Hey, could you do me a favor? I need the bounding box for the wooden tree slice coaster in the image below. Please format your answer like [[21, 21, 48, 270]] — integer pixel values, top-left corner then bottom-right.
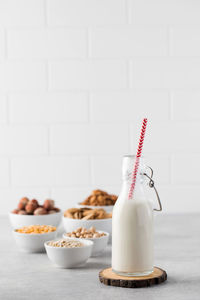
[[99, 267, 167, 288]]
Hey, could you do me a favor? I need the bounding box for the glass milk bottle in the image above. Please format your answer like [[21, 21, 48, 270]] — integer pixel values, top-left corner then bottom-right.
[[112, 155, 162, 276]]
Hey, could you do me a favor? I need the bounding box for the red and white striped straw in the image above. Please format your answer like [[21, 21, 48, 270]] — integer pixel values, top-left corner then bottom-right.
[[128, 118, 148, 200]]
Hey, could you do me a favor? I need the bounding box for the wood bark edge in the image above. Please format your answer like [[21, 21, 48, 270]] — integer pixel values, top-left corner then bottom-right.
[[99, 267, 167, 288]]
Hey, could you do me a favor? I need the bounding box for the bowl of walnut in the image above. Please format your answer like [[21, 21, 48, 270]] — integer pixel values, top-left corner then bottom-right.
[[63, 207, 112, 238], [9, 197, 62, 228], [77, 189, 117, 213]]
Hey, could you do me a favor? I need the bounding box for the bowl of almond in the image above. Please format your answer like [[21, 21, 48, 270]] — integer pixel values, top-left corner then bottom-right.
[[63, 207, 112, 238], [77, 189, 117, 213], [63, 226, 109, 256]]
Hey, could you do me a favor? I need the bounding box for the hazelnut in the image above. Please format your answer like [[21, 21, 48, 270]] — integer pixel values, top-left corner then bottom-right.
[[25, 203, 34, 214], [48, 210, 57, 214], [25, 203, 36, 214], [30, 199, 39, 208], [53, 207, 60, 212], [43, 199, 55, 210], [25, 199, 39, 214], [12, 209, 19, 214], [18, 202, 26, 210], [18, 210, 27, 215], [34, 207, 47, 215], [18, 197, 29, 210]]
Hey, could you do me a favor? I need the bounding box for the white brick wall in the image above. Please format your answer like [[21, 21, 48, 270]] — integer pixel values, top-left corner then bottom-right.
[[131, 59, 200, 89], [129, 0, 200, 25], [1, 0, 200, 214], [0, 62, 46, 91], [0, 126, 48, 155], [50, 124, 129, 154], [48, 61, 128, 90], [7, 29, 87, 59], [90, 91, 170, 121], [11, 157, 90, 186], [0, 0, 44, 26], [9, 93, 88, 123], [89, 27, 168, 57], [47, 0, 127, 26]]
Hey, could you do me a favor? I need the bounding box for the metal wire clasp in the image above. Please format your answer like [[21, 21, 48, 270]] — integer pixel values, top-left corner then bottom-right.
[[143, 166, 162, 212]]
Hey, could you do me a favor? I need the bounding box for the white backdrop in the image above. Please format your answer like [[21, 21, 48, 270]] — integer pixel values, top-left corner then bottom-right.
[[0, 0, 200, 214]]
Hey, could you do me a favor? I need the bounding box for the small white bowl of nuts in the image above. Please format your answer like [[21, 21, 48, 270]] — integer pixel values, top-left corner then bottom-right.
[[63, 207, 112, 238], [45, 238, 93, 268], [13, 225, 57, 253], [9, 197, 62, 228], [77, 189, 117, 213], [63, 227, 109, 257]]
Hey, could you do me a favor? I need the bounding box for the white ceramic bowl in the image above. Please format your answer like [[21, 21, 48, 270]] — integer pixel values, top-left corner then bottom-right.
[[76, 203, 114, 213], [62, 216, 112, 237], [13, 229, 57, 253], [63, 231, 109, 257], [9, 211, 62, 228], [45, 238, 93, 268]]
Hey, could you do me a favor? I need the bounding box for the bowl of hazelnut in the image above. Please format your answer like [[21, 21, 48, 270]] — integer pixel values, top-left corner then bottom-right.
[[63, 226, 109, 257], [9, 197, 62, 228], [77, 189, 117, 213]]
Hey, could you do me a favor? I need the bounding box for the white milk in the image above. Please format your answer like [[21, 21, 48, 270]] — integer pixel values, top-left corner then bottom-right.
[[112, 155, 154, 276]]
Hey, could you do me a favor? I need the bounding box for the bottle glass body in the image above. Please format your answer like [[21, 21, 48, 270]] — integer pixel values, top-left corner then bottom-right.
[[112, 155, 154, 276]]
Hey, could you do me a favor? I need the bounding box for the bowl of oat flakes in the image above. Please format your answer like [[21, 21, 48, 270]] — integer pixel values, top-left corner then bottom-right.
[[45, 238, 93, 268]]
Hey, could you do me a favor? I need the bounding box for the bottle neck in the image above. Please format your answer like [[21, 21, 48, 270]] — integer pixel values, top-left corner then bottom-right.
[[120, 155, 146, 201], [121, 175, 146, 201]]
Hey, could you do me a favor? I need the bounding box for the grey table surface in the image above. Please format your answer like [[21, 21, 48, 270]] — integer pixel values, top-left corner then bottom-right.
[[1, 214, 200, 300]]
